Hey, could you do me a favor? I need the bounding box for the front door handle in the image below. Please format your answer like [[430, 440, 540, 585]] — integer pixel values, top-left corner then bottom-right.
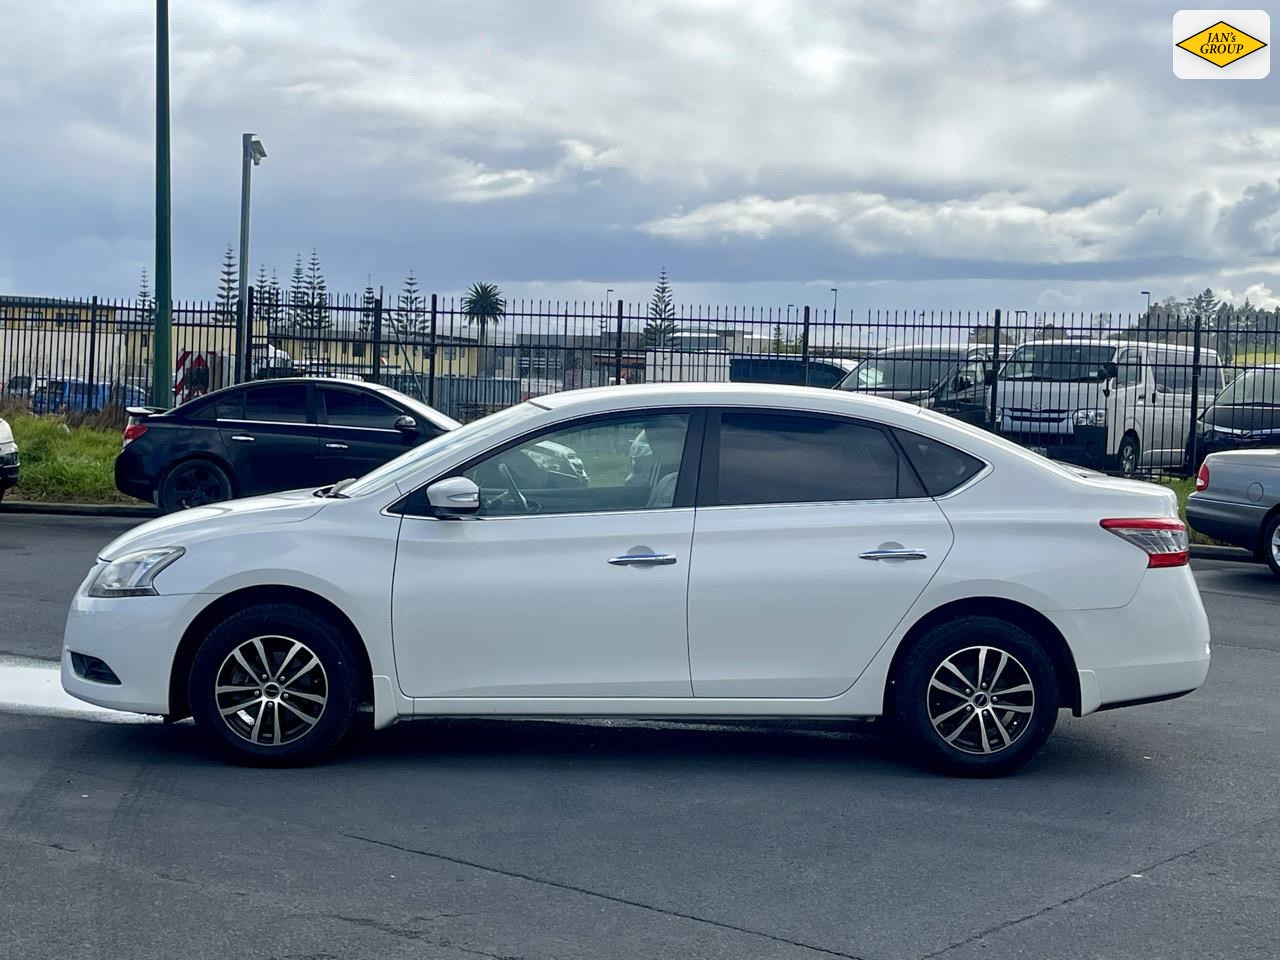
[[325, 442, 349, 450], [230, 434, 255, 442], [608, 553, 678, 566], [859, 548, 929, 561]]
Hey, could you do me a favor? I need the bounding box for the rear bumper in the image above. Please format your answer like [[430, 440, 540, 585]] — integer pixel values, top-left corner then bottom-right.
[[114, 449, 155, 502], [1186, 496, 1266, 553], [1047, 564, 1211, 715]]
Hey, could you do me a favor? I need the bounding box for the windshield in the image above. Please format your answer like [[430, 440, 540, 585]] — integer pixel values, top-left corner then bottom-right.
[[342, 401, 544, 496], [1001, 344, 1114, 382], [838, 351, 965, 392], [1215, 368, 1280, 406]]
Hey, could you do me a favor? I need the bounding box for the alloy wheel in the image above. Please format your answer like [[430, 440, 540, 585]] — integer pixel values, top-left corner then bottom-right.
[[214, 635, 329, 747], [927, 645, 1035, 755], [1271, 525, 1280, 566], [173, 464, 225, 507]]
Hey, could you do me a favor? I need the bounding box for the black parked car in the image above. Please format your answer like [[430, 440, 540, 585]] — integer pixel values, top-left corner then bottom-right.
[[1189, 365, 1280, 466], [116, 378, 460, 511]]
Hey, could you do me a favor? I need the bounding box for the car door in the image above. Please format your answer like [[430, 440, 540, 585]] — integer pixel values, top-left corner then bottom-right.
[[1148, 356, 1189, 467], [216, 381, 321, 495], [391, 409, 701, 699], [686, 409, 954, 698], [315, 384, 431, 482]]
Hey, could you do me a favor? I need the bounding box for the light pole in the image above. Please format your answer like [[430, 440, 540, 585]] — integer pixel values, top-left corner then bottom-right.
[[152, 0, 172, 406], [830, 287, 838, 320], [1140, 290, 1151, 316], [237, 134, 267, 383]]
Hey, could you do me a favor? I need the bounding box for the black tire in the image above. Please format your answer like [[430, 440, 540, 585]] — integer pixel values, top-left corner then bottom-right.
[[187, 603, 360, 766], [158, 459, 233, 512], [1262, 514, 1280, 579], [1117, 434, 1140, 477], [893, 616, 1059, 777]]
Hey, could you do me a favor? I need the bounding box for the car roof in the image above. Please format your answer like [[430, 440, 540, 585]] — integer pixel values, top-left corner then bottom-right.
[[1019, 339, 1218, 357], [530, 381, 926, 418]]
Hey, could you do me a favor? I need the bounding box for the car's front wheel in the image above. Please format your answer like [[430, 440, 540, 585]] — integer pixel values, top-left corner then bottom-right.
[[187, 603, 360, 765], [894, 616, 1059, 777]]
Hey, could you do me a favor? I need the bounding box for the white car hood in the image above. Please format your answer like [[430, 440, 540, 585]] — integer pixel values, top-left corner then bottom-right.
[[0, 417, 13, 446], [100, 488, 328, 560]]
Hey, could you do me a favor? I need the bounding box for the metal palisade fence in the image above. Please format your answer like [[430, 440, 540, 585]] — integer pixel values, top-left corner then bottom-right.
[[2, 292, 1278, 476]]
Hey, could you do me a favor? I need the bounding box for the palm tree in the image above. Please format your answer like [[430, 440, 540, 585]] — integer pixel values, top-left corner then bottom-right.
[[462, 282, 506, 374]]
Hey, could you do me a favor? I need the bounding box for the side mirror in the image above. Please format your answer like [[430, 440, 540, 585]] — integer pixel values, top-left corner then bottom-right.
[[983, 369, 996, 386], [1101, 361, 1119, 381], [425, 476, 480, 515], [954, 374, 974, 393], [394, 414, 418, 432]]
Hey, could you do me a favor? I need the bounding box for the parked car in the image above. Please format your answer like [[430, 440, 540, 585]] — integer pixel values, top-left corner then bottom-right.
[[729, 355, 858, 388], [1188, 365, 1280, 466], [1186, 450, 1280, 576], [5, 374, 46, 398], [0, 415, 18, 500], [995, 339, 1223, 475], [67, 383, 1208, 775], [115, 378, 461, 512], [31, 379, 148, 415], [836, 344, 993, 425]]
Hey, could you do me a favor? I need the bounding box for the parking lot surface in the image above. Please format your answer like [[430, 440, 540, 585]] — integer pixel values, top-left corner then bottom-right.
[[1, 515, 1277, 959]]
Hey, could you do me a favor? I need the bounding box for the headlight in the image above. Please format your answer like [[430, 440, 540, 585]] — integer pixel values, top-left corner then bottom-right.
[[1073, 408, 1107, 427], [0, 440, 15, 455], [87, 547, 185, 598]]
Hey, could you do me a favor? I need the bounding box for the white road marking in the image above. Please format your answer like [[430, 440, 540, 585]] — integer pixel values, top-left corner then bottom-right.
[[0, 656, 160, 724]]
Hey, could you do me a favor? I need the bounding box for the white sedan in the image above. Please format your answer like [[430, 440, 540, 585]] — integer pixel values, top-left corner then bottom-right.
[[62, 383, 1210, 776]]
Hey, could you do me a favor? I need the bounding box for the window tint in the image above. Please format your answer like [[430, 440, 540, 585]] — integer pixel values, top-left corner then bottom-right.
[[1153, 362, 1193, 393], [321, 387, 400, 429], [892, 429, 985, 496], [1118, 350, 1143, 388], [713, 412, 918, 505], [242, 383, 308, 423], [462, 413, 690, 517]]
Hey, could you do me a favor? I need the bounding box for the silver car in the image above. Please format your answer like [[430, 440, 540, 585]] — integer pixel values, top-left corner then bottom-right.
[[1187, 449, 1280, 577]]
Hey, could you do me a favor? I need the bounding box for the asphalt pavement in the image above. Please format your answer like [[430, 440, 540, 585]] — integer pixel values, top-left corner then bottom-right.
[[1, 515, 1277, 959]]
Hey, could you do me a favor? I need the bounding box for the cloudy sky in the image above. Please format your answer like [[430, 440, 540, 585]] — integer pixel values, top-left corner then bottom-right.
[[2, 0, 1278, 316]]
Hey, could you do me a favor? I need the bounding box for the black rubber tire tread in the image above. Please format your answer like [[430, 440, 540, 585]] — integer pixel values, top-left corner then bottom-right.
[[894, 615, 1059, 778], [188, 602, 360, 766]]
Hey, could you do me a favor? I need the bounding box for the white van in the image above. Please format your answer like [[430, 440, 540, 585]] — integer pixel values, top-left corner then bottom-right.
[[996, 339, 1223, 474]]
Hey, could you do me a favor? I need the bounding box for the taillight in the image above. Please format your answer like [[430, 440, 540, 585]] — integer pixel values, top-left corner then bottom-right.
[[1195, 462, 1210, 492], [1100, 518, 1190, 568], [122, 422, 149, 448]]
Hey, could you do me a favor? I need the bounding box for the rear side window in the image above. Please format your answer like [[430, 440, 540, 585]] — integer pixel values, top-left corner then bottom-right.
[[712, 411, 923, 505], [893, 429, 985, 496], [320, 387, 401, 429], [242, 383, 309, 423]]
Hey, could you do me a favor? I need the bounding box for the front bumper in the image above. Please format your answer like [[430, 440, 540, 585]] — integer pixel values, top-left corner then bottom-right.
[[1000, 423, 1110, 468], [1047, 564, 1211, 715], [61, 587, 211, 715]]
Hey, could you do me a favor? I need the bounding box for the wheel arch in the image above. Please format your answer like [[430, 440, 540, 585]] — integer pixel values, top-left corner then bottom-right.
[[159, 452, 239, 500], [168, 585, 373, 720], [887, 597, 1081, 715]]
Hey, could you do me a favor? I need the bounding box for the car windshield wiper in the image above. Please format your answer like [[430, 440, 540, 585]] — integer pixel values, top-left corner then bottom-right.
[[315, 477, 357, 499]]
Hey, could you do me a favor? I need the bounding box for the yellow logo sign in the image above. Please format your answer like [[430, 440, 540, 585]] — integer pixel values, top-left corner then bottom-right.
[[1176, 20, 1267, 67]]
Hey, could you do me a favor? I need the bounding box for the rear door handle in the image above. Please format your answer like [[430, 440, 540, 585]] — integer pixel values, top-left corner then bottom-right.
[[325, 442, 349, 450], [608, 553, 678, 566], [859, 548, 928, 561], [230, 434, 255, 442]]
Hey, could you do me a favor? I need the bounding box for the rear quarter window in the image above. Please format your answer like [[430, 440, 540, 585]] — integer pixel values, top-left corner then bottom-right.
[[893, 428, 986, 496]]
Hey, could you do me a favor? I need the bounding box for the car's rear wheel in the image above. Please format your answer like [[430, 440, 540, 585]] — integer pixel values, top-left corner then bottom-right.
[[1261, 514, 1280, 579], [159, 459, 233, 512], [894, 616, 1059, 777], [187, 603, 359, 765]]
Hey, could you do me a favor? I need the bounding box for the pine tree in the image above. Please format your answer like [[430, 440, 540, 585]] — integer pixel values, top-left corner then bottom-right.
[[216, 244, 238, 321], [253, 264, 282, 328], [303, 249, 330, 332], [287, 254, 307, 330], [137, 268, 153, 307], [398, 271, 424, 335], [644, 268, 677, 347], [360, 277, 377, 334], [771, 324, 789, 355]]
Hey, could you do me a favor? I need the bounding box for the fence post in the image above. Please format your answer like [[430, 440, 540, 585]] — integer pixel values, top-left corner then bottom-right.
[[614, 299, 624, 385], [372, 296, 383, 385], [243, 286, 255, 383], [1188, 314, 1202, 473], [987, 308, 1002, 431], [801, 305, 811, 385], [428, 293, 438, 406], [86, 296, 99, 397]]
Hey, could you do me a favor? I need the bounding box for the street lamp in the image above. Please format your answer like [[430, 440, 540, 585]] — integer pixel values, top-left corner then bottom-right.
[[830, 287, 838, 320], [152, 0, 173, 405], [237, 133, 267, 382], [1140, 290, 1152, 315]]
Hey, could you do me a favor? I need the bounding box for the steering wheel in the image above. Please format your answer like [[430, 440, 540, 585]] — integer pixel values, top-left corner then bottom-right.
[[497, 462, 531, 513]]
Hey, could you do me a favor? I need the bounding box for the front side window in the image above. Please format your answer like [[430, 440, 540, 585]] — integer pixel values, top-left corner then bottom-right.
[[242, 383, 309, 423], [1118, 349, 1143, 388], [320, 387, 400, 429], [462, 413, 690, 517], [712, 411, 919, 505]]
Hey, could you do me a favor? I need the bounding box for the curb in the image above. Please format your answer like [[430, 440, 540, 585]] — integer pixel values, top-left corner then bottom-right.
[[0, 500, 158, 518], [1189, 543, 1255, 563]]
